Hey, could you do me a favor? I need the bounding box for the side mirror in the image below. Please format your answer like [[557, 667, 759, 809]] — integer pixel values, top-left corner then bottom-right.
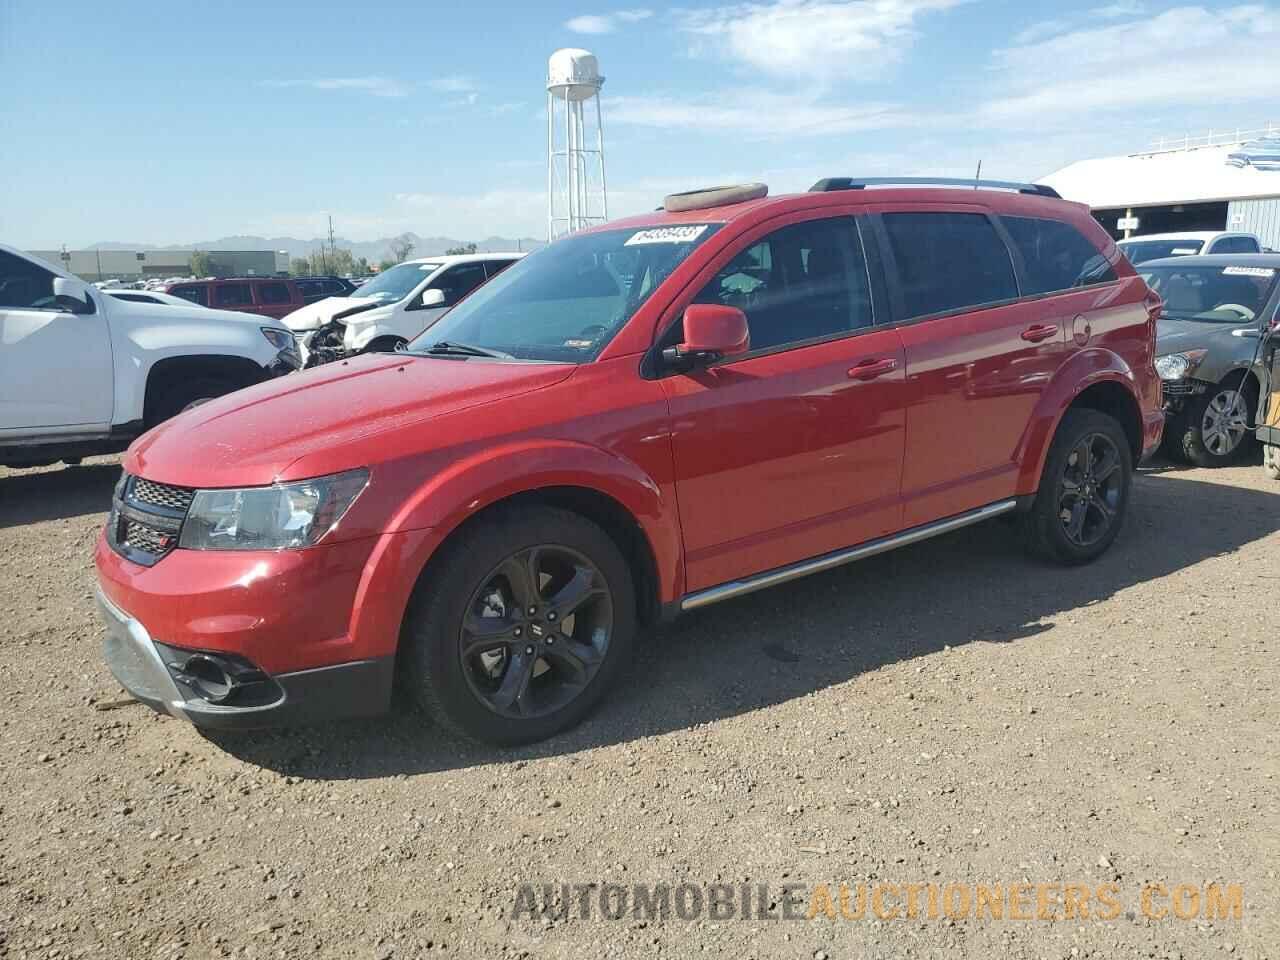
[[53, 276, 95, 315], [420, 288, 447, 309], [662, 304, 750, 367]]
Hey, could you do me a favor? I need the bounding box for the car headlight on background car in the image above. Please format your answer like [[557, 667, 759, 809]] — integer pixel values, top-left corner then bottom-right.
[[261, 326, 296, 352], [178, 468, 369, 551], [1154, 349, 1207, 381]]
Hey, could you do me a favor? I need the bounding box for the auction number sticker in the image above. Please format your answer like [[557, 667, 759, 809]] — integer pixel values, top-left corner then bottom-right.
[[1222, 266, 1275, 278], [625, 225, 710, 246]]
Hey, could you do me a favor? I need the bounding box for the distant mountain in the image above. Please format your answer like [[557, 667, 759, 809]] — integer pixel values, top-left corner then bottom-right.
[[87, 233, 544, 261]]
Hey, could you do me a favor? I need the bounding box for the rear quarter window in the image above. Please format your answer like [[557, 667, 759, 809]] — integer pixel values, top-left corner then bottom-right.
[[1001, 216, 1117, 295]]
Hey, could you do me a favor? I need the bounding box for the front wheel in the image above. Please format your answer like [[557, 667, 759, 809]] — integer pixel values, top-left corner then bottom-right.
[[1175, 375, 1256, 467], [1020, 409, 1133, 564], [365, 336, 408, 354], [402, 506, 636, 745]]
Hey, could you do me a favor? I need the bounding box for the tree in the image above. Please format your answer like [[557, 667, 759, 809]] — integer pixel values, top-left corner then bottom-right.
[[389, 234, 415, 263], [377, 259, 396, 273], [445, 242, 477, 256], [289, 257, 311, 277], [189, 250, 212, 277]]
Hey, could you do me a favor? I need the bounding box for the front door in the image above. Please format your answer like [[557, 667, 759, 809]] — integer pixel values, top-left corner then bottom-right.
[[660, 214, 906, 593], [0, 250, 113, 433]]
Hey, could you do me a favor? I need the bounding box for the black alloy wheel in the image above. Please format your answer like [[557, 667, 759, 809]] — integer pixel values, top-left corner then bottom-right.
[[1056, 431, 1124, 548], [460, 545, 613, 719]]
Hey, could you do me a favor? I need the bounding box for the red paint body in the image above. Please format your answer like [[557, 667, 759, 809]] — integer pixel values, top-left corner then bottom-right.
[[98, 187, 1164, 698], [162, 278, 306, 319]]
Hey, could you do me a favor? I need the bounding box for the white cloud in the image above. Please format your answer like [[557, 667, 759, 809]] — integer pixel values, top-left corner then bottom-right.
[[1090, 0, 1144, 17], [1010, 18, 1071, 44], [565, 9, 653, 33], [609, 90, 913, 138], [266, 76, 410, 98], [430, 75, 479, 94], [678, 0, 969, 79], [982, 4, 1278, 124]]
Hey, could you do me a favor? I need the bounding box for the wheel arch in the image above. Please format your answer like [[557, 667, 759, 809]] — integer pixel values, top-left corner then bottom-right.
[[1017, 350, 1144, 493], [143, 354, 268, 426]]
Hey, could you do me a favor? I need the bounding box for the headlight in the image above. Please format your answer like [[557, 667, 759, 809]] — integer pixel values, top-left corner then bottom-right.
[[179, 468, 369, 551], [261, 326, 295, 351], [1154, 350, 1207, 381]]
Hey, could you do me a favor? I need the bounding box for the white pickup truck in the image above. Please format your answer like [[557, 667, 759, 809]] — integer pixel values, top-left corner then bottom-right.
[[0, 244, 301, 468]]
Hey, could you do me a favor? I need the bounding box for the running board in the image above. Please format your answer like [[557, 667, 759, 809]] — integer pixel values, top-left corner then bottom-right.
[[680, 499, 1018, 611]]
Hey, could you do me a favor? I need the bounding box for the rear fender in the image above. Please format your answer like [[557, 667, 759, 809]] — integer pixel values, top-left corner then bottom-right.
[[1015, 348, 1140, 493]]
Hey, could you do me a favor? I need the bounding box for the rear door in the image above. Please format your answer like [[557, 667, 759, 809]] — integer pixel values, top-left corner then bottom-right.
[[0, 250, 114, 432], [873, 205, 1065, 525], [211, 280, 257, 315], [253, 279, 294, 319]]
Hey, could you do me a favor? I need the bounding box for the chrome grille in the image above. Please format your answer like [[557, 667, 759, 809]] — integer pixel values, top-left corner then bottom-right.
[[121, 517, 175, 556], [131, 477, 195, 512]]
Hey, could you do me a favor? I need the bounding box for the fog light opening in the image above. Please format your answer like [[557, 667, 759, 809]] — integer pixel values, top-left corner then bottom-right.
[[180, 654, 237, 704]]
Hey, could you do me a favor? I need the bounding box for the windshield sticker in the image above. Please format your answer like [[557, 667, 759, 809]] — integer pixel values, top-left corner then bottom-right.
[[625, 225, 710, 246], [1222, 266, 1275, 278], [1170, 248, 1199, 255]]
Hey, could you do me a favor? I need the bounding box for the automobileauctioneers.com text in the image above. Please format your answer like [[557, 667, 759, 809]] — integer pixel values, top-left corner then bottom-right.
[[514, 881, 1244, 923]]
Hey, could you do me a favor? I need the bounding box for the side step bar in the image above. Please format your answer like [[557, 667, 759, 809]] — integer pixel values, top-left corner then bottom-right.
[[681, 499, 1017, 611]]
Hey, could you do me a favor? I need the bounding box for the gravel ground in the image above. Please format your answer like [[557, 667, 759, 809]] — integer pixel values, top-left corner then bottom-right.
[[1, 453, 1277, 959]]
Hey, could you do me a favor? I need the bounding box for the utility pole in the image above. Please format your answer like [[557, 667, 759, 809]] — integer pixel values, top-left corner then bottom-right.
[[327, 216, 337, 274]]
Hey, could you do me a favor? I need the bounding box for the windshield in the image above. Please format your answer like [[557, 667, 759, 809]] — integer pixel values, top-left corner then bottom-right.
[[1119, 239, 1204, 264], [355, 262, 442, 304], [408, 224, 722, 362], [1141, 264, 1278, 323]]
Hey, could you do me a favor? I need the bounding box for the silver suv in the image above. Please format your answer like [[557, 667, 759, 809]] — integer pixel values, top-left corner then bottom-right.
[[1143, 254, 1279, 465]]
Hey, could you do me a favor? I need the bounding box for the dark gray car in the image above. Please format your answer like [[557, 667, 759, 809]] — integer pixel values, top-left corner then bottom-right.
[[1142, 254, 1279, 466]]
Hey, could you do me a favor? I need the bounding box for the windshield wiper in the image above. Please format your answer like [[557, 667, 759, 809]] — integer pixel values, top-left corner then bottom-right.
[[424, 340, 511, 359]]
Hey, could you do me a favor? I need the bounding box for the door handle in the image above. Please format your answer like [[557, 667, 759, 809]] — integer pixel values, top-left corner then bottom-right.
[[847, 357, 898, 381], [1020, 324, 1059, 343]]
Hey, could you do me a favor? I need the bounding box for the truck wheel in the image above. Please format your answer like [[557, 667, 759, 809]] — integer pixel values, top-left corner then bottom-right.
[[1020, 409, 1132, 565], [1175, 373, 1256, 467], [402, 506, 636, 746], [365, 336, 407, 354], [149, 377, 237, 427]]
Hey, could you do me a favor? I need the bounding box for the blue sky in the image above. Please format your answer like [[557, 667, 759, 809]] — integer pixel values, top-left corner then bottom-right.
[[2, 0, 1276, 247]]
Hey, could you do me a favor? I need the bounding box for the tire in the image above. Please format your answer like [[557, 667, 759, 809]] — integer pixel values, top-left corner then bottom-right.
[[1173, 373, 1257, 467], [365, 336, 407, 354], [148, 377, 238, 427], [1020, 409, 1133, 565], [402, 505, 636, 746]]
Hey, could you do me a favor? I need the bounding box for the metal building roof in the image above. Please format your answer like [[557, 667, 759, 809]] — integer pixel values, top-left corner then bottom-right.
[[1040, 140, 1280, 210]]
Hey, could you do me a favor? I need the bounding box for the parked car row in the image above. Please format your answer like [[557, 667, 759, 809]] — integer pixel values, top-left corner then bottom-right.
[[93, 177, 1169, 745]]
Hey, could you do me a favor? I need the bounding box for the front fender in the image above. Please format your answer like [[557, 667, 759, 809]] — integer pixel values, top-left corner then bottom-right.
[[346, 439, 684, 658], [344, 322, 400, 352], [1014, 348, 1145, 493]]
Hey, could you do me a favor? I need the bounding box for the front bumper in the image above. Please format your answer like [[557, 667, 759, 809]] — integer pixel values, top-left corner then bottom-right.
[[96, 586, 393, 730]]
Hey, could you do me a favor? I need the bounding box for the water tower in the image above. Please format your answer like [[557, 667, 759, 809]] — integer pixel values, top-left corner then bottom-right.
[[547, 48, 608, 240]]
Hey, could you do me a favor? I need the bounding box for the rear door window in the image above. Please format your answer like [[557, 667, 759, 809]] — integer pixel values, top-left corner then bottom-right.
[[214, 283, 252, 308], [1001, 216, 1117, 295], [1210, 236, 1260, 254], [880, 212, 1018, 319], [484, 259, 518, 279], [256, 281, 291, 305], [169, 284, 209, 307], [430, 263, 489, 305]]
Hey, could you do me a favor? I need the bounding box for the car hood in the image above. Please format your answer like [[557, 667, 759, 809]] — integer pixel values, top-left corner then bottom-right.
[[126, 354, 575, 488], [281, 295, 392, 332], [1156, 316, 1251, 356]]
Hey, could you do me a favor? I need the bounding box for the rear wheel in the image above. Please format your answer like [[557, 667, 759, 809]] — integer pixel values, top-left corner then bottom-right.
[[1021, 409, 1132, 564], [402, 506, 635, 746]]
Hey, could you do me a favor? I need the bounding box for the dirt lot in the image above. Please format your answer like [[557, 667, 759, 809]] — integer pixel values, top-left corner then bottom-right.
[[1, 454, 1277, 959]]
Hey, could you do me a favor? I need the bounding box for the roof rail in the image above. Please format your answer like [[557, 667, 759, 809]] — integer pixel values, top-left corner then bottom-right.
[[809, 177, 1061, 199]]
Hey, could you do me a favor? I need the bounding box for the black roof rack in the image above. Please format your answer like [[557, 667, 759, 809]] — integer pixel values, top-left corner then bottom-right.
[[809, 177, 1061, 199]]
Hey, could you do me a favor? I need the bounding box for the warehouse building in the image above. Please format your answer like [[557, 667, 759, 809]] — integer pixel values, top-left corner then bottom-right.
[[26, 247, 289, 282], [1041, 126, 1280, 248]]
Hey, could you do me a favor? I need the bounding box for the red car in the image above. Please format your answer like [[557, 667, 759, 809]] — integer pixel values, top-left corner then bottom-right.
[[164, 277, 305, 320], [97, 179, 1164, 744]]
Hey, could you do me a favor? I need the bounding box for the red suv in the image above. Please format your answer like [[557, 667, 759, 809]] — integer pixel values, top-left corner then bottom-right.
[[96, 179, 1163, 744], [165, 277, 305, 319]]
